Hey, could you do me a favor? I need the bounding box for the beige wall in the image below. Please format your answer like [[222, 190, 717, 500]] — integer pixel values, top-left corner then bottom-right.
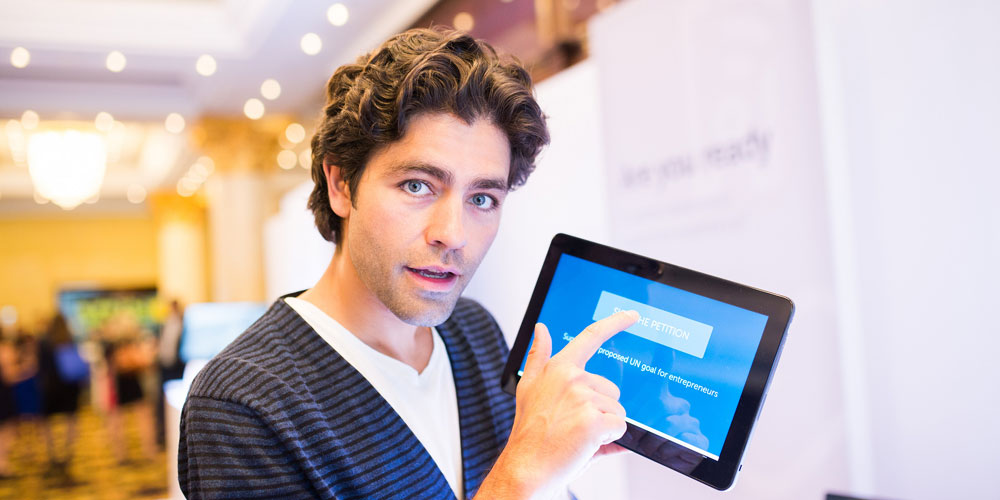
[[0, 214, 159, 330]]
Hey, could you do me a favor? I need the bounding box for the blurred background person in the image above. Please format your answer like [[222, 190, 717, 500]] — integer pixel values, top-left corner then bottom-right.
[[0, 327, 19, 479], [156, 300, 185, 383], [10, 328, 44, 466], [37, 313, 88, 484], [155, 299, 185, 447], [103, 315, 157, 464]]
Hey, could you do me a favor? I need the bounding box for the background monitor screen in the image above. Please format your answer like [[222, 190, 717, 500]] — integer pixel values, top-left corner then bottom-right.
[[58, 287, 159, 341], [180, 301, 268, 362]]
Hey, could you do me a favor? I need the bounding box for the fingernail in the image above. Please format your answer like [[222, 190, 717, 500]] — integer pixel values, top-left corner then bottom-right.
[[625, 310, 639, 320]]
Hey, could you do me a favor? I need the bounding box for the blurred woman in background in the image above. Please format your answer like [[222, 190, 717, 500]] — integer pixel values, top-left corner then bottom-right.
[[0, 328, 19, 479], [103, 315, 157, 464], [10, 329, 43, 464], [38, 313, 88, 482]]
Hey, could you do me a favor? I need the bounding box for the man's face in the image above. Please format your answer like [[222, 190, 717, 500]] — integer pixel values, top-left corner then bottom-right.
[[340, 112, 510, 326]]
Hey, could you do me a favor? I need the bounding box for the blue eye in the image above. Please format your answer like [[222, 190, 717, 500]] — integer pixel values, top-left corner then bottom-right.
[[404, 180, 430, 195], [470, 194, 495, 210]]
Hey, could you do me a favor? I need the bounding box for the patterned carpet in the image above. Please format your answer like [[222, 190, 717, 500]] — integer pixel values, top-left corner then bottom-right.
[[0, 405, 168, 500]]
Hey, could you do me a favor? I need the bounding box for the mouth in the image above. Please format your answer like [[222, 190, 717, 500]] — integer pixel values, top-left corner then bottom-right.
[[405, 266, 461, 291], [405, 266, 459, 280]]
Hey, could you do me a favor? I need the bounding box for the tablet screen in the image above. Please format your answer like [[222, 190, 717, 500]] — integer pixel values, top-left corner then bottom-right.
[[517, 253, 769, 460]]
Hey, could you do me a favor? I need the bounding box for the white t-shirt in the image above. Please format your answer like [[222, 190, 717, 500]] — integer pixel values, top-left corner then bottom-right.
[[284, 297, 464, 499]]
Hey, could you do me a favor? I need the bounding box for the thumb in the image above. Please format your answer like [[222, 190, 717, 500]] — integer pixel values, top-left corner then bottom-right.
[[522, 322, 552, 381]]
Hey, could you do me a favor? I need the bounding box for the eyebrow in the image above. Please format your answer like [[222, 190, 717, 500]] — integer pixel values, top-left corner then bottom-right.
[[387, 161, 509, 191]]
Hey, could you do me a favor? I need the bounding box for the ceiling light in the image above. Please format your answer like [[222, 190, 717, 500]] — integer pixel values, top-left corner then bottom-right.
[[177, 175, 201, 197], [20, 110, 39, 130], [194, 156, 215, 175], [10, 47, 30, 69], [191, 160, 212, 179], [327, 3, 349, 26], [187, 169, 206, 184], [453, 12, 475, 32], [261, 79, 281, 100], [177, 178, 195, 197], [243, 98, 265, 120], [300, 33, 322, 55], [95, 112, 114, 132], [106, 51, 127, 72], [299, 148, 311, 169], [5, 120, 26, 167], [126, 184, 146, 204], [195, 54, 217, 76], [27, 130, 107, 210], [277, 149, 297, 170], [285, 123, 306, 143], [165, 113, 186, 134]]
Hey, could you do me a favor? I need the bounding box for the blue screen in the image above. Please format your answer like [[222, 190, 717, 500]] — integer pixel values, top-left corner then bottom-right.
[[180, 302, 268, 363], [520, 254, 768, 460]]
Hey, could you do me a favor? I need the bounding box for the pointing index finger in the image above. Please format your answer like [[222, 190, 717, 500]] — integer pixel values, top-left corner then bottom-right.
[[556, 310, 639, 367]]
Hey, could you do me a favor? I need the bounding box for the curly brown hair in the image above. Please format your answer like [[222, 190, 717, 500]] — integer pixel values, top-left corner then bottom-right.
[[307, 27, 550, 244]]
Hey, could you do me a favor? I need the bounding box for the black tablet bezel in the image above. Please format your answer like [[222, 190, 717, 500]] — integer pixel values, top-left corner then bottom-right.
[[500, 233, 794, 490]]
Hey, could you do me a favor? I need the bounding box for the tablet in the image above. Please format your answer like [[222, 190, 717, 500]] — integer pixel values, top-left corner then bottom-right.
[[501, 234, 794, 490]]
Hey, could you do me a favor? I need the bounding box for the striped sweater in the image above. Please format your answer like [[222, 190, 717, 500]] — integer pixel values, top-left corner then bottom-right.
[[178, 296, 516, 499]]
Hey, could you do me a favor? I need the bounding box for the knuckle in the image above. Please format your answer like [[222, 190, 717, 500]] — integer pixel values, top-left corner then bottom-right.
[[589, 374, 620, 400], [586, 412, 606, 434], [614, 401, 627, 418], [599, 414, 626, 439], [551, 362, 572, 379], [559, 364, 585, 383], [612, 414, 627, 430], [571, 368, 591, 384], [603, 378, 621, 400], [570, 383, 591, 401]]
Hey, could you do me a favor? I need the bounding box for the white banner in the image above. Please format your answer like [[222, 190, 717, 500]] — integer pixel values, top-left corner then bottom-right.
[[591, 0, 850, 498]]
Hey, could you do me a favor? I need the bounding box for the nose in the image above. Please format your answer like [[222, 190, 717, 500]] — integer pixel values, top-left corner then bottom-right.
[[426, 195, 467, 251]]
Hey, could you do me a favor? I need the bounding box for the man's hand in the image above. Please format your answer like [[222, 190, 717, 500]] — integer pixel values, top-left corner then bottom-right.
[[477, 310, 639, 500]]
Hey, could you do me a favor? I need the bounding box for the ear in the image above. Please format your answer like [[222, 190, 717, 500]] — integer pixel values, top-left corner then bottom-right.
[[323, 157, 352, 218]]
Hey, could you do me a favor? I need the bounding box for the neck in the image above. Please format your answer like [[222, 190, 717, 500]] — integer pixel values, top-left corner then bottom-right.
[[298, 246, 432, 372]]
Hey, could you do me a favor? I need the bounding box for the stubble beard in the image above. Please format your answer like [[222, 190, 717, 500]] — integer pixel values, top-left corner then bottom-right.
[[348, 231, 473, 327]]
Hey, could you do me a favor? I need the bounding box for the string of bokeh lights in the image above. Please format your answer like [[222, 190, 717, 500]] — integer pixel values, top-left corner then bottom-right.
[[4, 2, 360, 205]]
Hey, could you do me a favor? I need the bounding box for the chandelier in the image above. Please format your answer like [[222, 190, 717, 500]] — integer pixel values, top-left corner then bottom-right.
[[27, 130, 107, 210]]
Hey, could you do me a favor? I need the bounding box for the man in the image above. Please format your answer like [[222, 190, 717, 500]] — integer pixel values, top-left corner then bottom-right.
[[179, 28, 638, 499]]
